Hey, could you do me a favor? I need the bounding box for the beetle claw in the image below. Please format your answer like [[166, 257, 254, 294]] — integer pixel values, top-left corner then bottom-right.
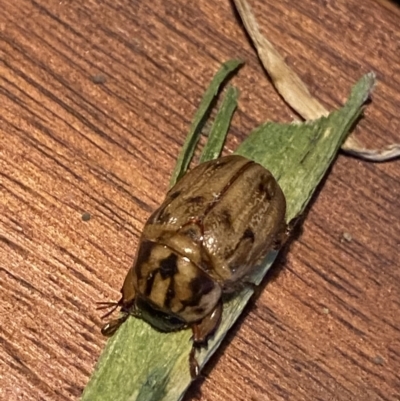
[[189, 347, 200, 378]]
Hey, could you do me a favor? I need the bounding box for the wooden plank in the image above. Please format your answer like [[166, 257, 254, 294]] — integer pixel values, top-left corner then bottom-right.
[[0, 1, 399, 400]]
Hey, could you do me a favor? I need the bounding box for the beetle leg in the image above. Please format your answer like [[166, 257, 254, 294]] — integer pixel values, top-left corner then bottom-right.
[[273, 215, 303, 250], [272, 222, 290, 250], [101, 314, 128, 337], [192, 300, 223, 344], [189, 347, 200, 378], [189, 301, 223, 378]]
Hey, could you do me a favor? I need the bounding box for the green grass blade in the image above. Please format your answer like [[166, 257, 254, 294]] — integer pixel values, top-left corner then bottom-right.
[[169, 59, 243, 187], [81, 73, 374, 401], [236, 72, 375, 221], [199, 85, 239, 163], [194, 72, 375, 381]]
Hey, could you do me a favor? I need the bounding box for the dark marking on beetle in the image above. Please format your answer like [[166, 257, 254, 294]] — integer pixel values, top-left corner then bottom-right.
[[198, 249, 213, 273], [220, 209, 232, 227], [147, 208, 161, 224], [187, 195, 205, 204], [159, 253, 179, 279], [243, 228, 255, 242], [258, 179, 275, 200], [224, 228, 255, 263], [158, 211, 171, 224], [148, 202, 171, 224], [165, 285, 175, 308], [203, 160, 255, 217], [168, 190, 181, 200], [145, 271, 156, 296], [188, 276, 215, 305], [135, 240, 155, 280]]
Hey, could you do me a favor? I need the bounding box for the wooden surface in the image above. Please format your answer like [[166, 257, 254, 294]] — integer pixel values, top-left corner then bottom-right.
[[0, 1, 399, 400]]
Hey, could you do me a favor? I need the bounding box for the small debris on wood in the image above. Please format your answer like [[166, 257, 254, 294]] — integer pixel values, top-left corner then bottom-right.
[[340, 232, 353, 243], [81, 212, 91, 222], [91, 74, 107, 84]]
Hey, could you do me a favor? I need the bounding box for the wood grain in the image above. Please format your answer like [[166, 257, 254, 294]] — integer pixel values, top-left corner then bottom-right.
[[0, 1, 399, 400]]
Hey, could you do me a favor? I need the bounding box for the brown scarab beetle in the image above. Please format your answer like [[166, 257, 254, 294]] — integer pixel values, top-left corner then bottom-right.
[[98, 155, 287, 376]]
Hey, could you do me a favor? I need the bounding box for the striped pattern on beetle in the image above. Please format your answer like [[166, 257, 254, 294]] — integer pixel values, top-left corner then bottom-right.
[[99, 155, 287, 376]]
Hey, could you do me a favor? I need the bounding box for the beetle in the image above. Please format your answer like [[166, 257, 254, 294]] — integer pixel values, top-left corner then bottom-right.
[[98, 154, 287, 376]]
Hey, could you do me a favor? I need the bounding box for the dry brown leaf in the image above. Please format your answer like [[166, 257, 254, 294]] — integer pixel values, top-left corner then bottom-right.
[[233, 0, 400, 162]]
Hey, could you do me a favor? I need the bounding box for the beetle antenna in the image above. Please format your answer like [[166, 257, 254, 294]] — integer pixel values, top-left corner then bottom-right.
[[96, 300, 120, 319]]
